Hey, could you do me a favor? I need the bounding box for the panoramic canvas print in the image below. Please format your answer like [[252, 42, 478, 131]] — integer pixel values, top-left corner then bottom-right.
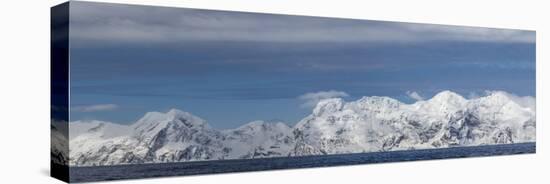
[[51, 1, 536, 183]]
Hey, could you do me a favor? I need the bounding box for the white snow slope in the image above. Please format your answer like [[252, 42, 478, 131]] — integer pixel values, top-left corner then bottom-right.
[[63, 90, 535, 166]]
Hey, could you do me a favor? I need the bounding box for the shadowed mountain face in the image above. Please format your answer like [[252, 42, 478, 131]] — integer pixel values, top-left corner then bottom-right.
[[62, 90, 535, 166]]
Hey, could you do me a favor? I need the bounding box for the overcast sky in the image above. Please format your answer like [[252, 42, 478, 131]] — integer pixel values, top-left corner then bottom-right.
[[68, 1, 535, 129]]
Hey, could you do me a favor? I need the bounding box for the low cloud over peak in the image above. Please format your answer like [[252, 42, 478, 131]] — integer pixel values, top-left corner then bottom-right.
[[299, 90, 349, 108], [406, 91, 424, 101]]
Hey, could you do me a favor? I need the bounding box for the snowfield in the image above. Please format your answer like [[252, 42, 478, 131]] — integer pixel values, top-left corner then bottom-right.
[[54, 90, 535, 166]]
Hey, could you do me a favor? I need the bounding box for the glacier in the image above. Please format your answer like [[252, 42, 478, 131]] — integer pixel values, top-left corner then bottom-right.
[[60, 90, 535, 166]]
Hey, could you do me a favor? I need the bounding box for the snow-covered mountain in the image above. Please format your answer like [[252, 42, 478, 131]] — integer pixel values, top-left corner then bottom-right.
[[51, 119, 69, 165], [291, 91, 535, 155], [69, 109, 294, 166], [67, 90, 535, 166], [222, 120, 294, 159]]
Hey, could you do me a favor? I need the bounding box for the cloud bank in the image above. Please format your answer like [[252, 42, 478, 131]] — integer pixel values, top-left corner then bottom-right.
[[73, 104, 119, 112], [69, 1, 535, 47]]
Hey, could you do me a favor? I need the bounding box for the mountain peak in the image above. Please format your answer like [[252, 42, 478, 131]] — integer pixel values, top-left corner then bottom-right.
[[312, 98, 344, 116], [132, 109, 209, 137], [69, 120, 130, 139], [352, 96, 402, 110], [482, 91, 512, 102], [406, 90, 467, 116], [166, 108, 187, 116], [431, 90, 466, 102], [136, 109, 205, 124], [234, 120, 291, 133], [426, 91, 467, 108], [471, 91, 536, 115], [486, 91, 535, 111]]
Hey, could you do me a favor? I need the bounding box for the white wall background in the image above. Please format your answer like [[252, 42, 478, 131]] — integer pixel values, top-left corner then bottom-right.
[[0, 0, 547, 183]]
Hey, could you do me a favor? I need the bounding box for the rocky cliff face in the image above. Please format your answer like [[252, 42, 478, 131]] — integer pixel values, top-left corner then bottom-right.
[[67, 91, 536, 166]]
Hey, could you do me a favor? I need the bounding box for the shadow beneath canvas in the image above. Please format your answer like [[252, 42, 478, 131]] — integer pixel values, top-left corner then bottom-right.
[[40, 167, 50, 176]]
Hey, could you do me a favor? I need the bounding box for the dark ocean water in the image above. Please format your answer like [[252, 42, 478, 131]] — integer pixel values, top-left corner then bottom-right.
[[70, 142, 535, 182]]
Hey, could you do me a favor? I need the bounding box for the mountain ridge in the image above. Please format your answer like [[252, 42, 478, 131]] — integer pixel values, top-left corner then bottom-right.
[[65, 90, 536, 166]]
